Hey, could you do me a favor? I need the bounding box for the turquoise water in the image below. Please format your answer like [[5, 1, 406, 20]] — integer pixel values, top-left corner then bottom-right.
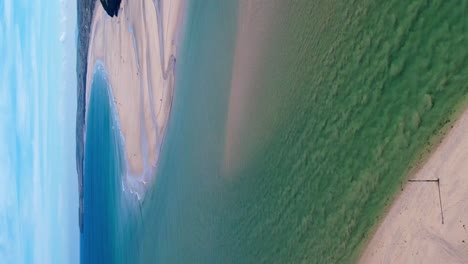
[[136, 1, 239, 262], [80, 65, 140, 263], [80, 2, 238, 262], [80, 66, 122, 263], [80, 0, 467, 263]]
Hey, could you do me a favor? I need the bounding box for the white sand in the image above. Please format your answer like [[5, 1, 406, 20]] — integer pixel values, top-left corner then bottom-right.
[[86, 0, 185, 195], [361, 108, 468, 263]]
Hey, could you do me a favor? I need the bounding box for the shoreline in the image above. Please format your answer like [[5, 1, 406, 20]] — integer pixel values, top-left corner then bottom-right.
[[356, 98, 468, 259], [89, 60, 128, 179], [85, 0, 185, 198], [224, 1, 468, 261], [360, 98, 468, 263]]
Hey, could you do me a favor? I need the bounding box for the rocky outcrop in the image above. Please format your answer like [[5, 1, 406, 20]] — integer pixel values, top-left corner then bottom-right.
[[100, 0, 121, 17]]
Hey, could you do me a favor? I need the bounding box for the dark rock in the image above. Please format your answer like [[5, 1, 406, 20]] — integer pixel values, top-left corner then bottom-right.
[[100, 0, 121, 17]]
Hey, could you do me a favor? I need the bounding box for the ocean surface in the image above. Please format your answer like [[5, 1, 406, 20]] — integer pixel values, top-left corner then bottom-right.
[[79, 0, 467, 263]]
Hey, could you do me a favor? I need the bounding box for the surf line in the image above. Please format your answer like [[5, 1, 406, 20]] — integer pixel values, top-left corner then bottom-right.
[[407, 178, 445, 224]]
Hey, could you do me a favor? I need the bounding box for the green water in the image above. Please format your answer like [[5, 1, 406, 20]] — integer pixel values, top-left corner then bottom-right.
[[140, 0, 467, 263], [222, 0, 467, 262], [82, 0, 467, 263]]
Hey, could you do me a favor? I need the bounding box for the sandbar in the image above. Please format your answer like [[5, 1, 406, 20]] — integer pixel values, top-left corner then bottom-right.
[[86, 0, 185, 195], [224, 0, 277, 173]]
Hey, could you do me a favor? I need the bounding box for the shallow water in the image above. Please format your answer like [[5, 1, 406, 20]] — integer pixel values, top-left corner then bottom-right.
[[240, 1, 468, 262], [80, 0, 467, 263]]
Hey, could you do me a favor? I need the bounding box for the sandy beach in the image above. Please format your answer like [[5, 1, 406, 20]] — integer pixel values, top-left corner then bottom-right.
[[86, 0, 184, 194], [361, 107, 468, 263]]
